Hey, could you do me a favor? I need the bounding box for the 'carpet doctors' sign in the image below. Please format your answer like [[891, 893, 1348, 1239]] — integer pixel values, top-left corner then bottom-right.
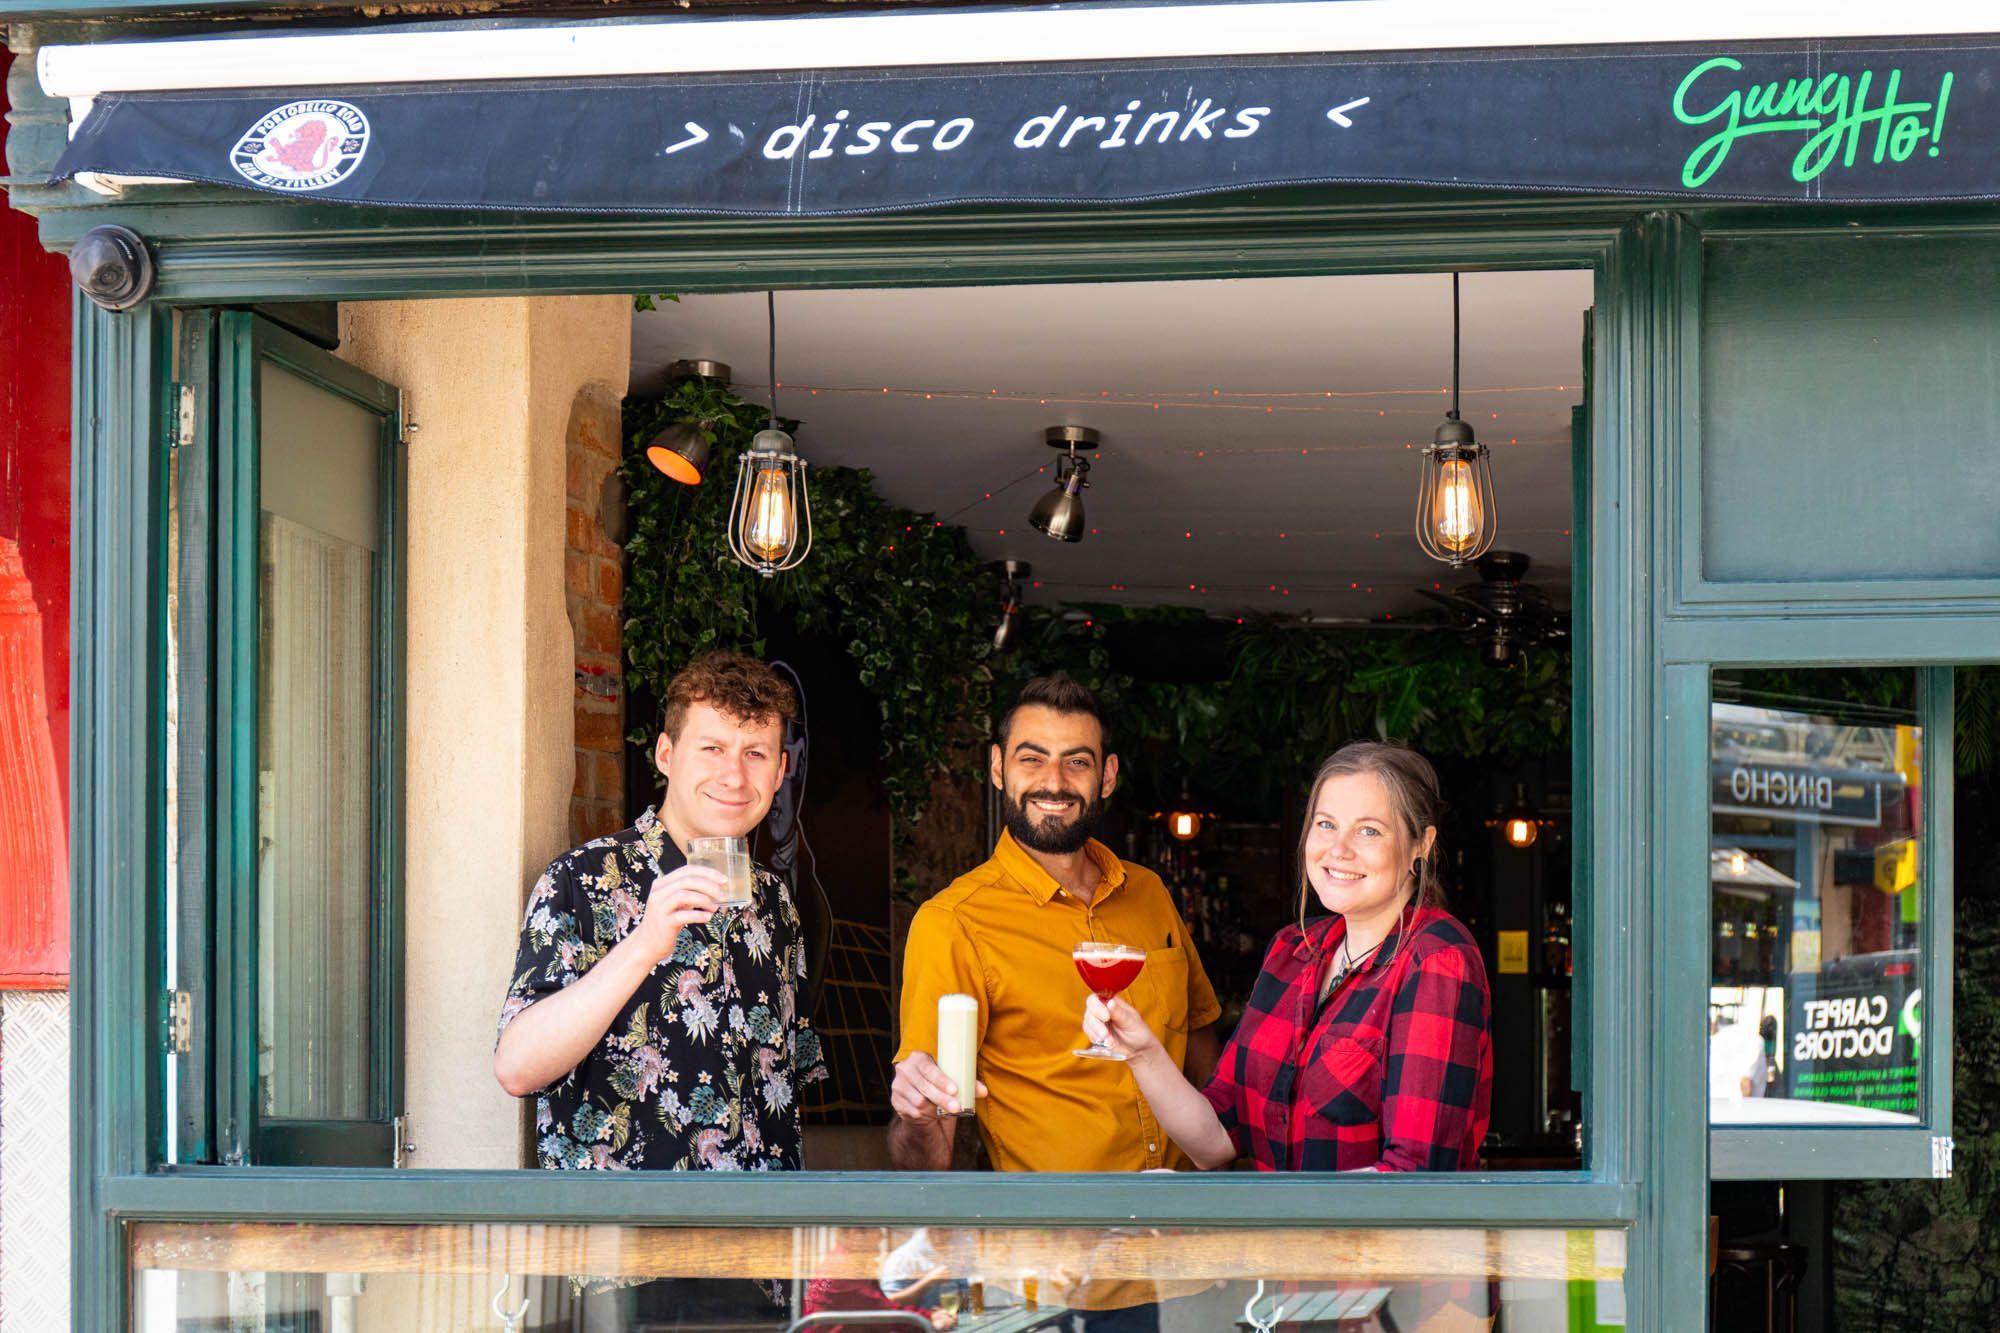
[[1786, 964, 1922, 1116], [53, 39, 2000, 215]]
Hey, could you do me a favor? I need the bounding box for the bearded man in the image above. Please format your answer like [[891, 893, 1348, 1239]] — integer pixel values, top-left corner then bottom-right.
[[888, 672, 1220, 1175]]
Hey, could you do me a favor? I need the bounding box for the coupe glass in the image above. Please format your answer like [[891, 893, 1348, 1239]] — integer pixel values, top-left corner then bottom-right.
[[1072, 941, 1147, 1060]]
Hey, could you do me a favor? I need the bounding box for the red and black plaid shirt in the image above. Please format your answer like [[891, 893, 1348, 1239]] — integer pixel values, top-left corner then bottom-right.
[[1201, 906, 1492, 1172]]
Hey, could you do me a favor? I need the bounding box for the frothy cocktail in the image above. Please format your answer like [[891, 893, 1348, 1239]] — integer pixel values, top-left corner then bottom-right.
[[1072, 942, 1146, 1060]]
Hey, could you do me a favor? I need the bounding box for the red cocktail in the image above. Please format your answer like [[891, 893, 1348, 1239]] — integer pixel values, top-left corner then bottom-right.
[[1075, 950, 1145, 998], [1073, 942, 1147, 1060]]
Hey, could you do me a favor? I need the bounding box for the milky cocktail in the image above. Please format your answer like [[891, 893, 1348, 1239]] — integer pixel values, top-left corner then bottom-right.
[[1072, 942, 1147, 1060], [935, 993, 979, 1117]]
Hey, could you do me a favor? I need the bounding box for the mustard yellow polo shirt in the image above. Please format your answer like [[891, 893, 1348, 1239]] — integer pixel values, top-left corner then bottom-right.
[[895, 830, 1222, 1174]]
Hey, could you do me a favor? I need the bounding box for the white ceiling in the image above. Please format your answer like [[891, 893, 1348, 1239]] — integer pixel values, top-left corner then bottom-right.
[[629, 269, 1592, 620]]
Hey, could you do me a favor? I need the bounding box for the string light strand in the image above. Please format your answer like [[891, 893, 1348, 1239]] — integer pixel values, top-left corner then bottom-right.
[[732, 381, 1573, 417]]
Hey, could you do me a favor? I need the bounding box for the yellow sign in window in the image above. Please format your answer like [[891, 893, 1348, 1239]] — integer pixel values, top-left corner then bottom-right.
[[1875, 838, 1918, 894]]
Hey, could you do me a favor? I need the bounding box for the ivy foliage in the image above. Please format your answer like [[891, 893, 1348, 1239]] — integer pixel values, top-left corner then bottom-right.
[[1956, 666, 2000, 777], [1832, 763, 2000, 1327], [621, 376, 994, 823]]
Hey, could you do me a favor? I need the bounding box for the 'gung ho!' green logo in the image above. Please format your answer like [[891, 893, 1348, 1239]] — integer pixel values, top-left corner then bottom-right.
[[1673, 57, 1953, 189]]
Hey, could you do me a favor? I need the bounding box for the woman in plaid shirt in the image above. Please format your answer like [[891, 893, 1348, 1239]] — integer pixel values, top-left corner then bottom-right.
[[1083, 741, 1492, 1172]]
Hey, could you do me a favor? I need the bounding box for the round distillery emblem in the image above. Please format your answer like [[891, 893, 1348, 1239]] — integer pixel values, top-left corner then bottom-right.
[[230, 100, 371, 191]]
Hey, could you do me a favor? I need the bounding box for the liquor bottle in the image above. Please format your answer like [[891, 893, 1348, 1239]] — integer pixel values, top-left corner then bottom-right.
[[1542, 900, 1571, 978]]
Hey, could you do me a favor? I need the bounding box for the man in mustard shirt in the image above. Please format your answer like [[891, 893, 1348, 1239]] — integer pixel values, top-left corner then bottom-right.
[[889, 672, 1221, 1174]]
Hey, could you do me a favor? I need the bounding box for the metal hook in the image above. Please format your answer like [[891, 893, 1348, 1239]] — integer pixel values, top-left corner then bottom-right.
[[1242, 1278, 1289, 1333], [491, 1274, 531, 1332]]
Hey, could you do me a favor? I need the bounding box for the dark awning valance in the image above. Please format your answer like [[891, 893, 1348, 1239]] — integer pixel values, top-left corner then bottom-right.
[[50, 39, 1993, 215]]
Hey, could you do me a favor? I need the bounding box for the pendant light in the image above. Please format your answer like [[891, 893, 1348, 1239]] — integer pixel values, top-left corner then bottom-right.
[[645, 359, 729, 485], [1503, 787, 1540, 848], [991, 560, 1030, 652], [1029, 426, 1097, 543], [1490, 781, 1541, 848], [1415, 273, 1498, 567], [728, 294, 812, 577], [1164, 779, 1203, 841]]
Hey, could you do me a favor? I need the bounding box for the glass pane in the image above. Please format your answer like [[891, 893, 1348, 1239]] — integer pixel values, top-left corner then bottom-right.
[[132, 1221, 1627, 1331], [256, 363, 384, 1122], [1709, 669, 1924, 1126]]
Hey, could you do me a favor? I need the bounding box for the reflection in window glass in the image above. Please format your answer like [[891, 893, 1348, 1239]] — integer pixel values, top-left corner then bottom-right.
[[1709, 670, 1925, 1126], [132, 1221, 1626, 1332]]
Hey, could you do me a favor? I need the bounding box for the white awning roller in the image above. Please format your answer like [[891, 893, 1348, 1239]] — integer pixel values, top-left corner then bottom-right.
[[39, 0, 2000, 105]]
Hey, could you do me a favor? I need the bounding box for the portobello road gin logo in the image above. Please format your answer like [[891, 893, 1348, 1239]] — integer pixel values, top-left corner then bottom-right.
[[231, 100, 370, 191], [1673, 57, 1953, 189]]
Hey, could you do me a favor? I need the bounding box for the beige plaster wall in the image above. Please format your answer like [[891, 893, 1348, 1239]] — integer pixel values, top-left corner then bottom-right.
[[338, 296, 629, 1174]]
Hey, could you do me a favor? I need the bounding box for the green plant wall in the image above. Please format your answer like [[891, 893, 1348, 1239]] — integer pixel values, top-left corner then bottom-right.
[[622, 377, 1574, 832], [621, 376, 995, 824], [992, 603, 1572, 817]]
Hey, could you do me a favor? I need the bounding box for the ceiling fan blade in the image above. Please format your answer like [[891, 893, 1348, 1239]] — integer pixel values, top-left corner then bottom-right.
[[1416, 587, 1493, 622], [1474, 550, 1533, 585]]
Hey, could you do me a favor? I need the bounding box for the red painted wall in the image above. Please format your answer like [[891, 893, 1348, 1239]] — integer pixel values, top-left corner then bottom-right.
[[0, 47, 74, 987]]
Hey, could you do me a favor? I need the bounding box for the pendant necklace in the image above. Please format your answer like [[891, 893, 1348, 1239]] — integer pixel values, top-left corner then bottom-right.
[[1323, 932, 1384, 999]]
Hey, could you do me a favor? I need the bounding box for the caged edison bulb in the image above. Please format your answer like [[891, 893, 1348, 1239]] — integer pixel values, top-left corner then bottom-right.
[[1432, 457, 1485, 556], [743, 465, 797, 564]]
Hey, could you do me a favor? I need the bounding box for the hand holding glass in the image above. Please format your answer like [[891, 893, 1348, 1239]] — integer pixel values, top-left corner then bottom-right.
[[685, 836, 755, 910], [1073, 942, 1146, 1060]]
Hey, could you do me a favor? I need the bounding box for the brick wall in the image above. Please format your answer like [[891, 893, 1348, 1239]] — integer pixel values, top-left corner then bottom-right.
[[565, 383, 628, 844], [887, 761, 988, 1048], [894, 761, 988, 905]]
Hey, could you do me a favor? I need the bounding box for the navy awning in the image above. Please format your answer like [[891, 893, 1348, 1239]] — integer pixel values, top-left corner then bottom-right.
[[50, 40, 1994, 215]]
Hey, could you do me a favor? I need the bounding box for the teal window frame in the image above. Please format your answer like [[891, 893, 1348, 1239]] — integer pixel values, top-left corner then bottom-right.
[[1698, 663, 1955, 1180], [171, 308, 408, 1168], [1672, 222, 2000, 614], [74, 189, 1997, 1333], [1656, 219, 1986, 1179]]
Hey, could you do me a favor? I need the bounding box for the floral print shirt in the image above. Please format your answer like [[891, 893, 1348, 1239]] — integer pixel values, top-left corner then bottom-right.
[[499, 807, 826, 1171]]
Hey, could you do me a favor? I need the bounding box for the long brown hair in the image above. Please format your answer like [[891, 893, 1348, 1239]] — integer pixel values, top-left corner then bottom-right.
[[1295, 741, 1448, 942]]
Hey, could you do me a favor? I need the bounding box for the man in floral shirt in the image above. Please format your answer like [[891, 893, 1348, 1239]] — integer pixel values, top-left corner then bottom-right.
[[495, 651, 826, 1170]]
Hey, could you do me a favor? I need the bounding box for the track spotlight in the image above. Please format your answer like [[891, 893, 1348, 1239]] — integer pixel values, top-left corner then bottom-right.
[[645, 359, 730, 485], [1029, 426, 1097, 542], [991, 559, 1031, 652]]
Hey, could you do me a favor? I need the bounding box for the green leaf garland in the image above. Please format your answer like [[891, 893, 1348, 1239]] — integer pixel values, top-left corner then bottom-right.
[[622, 378, 994, 824]]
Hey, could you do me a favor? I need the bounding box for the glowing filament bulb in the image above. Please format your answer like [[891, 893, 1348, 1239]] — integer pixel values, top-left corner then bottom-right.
[[1504, 817, 1538, 848], [1433, 457, 1484, 554], [744, 466, 796, 563]]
